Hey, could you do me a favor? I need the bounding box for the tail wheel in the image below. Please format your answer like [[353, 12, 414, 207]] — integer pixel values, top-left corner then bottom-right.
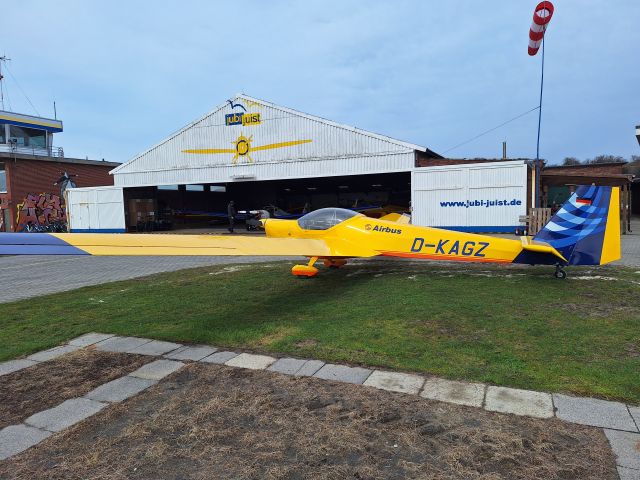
[[554, 265, 567, 279]]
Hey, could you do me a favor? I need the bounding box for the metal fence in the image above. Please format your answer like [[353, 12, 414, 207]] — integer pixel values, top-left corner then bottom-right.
[[0, 142, 64, 158]]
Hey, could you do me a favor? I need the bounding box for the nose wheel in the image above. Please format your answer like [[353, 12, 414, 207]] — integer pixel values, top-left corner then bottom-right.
[[554, 264, 567, 279]]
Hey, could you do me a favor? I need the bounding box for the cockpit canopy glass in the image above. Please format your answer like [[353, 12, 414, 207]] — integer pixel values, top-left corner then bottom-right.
[[297, 208, 359, 230]]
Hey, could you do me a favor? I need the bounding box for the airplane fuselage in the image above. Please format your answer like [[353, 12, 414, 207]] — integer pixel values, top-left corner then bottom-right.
[[264, 214, 541, 266]]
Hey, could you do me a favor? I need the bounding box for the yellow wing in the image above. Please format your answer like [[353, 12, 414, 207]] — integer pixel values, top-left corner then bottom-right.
[[0, 232, 377, 258]]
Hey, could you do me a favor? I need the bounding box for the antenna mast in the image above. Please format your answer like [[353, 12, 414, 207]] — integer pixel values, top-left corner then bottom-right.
[[0, 55, 10, 111]]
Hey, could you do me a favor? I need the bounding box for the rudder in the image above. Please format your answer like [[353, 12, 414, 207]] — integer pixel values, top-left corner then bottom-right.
[[533, 185, 621, 265]]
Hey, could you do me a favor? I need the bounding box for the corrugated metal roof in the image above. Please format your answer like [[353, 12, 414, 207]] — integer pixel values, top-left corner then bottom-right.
[[111, 94, 430, 181]]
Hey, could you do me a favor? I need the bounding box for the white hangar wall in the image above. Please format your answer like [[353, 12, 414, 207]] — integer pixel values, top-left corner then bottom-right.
[[411, 161, 528, 232], [111, 95, 425, 187]]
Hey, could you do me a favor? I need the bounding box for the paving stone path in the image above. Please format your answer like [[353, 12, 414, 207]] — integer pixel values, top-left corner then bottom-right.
[[0, 256, 299, 304], [1, 332, 639, 478]]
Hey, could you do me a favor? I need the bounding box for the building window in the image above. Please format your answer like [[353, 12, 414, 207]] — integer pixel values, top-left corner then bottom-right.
[[157, 185, 179, 191], [0, 124, 5, 144], [0, 163, 6, 193], [185, 184, 205, 191], [9, 125, 47, 149]]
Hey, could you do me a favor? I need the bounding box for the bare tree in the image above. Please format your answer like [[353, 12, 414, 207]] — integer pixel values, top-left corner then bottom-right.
[[587, 155, 626, 164], [562, 157, 581, 165]]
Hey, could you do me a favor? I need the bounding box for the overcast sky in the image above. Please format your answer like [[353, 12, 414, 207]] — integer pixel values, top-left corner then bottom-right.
[[3, 1, 639, 164]]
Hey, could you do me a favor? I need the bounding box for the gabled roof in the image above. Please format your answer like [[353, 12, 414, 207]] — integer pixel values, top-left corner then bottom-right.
[[112, 94, 436, 174], [236, 94, 428, 152]]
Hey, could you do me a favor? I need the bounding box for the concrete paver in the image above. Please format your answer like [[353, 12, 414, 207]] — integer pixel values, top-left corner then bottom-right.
[[364, 370, 425, 394], [164, 345, 218, 361], [294, 359, 325, 377], [554, 394, 638, 432], [68, 332, 116, 347], [421, 378, 485, 408], [129, 359, 184, 380], [268, 358, 307, 375], [24, 398, 107, 432], [0, 424, 52, 461], [95, 336, 153, 353], [267, 358, 324, 376], [485, 386, 553, 418], [313, 364, 372, 385], [629, 406, 640, 428], [618, 466, 640, 480], [0, 359, 38, 377], [85, 376, 157, 403], [226, 353, 276, 370], [200, 351, 239, 364], [27, 344, 82, 362], [129, 340, 183, 356], [605, 429, 640, 470]]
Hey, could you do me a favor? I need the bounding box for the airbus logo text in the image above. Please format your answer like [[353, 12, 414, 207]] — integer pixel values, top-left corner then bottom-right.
[[367, 225, 402, 234]]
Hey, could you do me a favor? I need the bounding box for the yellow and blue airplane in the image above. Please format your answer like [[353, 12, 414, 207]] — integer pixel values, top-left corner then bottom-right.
[[0, 185, 620, 278]]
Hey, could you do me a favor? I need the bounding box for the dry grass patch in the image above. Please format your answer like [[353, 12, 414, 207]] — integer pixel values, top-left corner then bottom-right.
[[0, 363, 617, 479], [0, 349, 152, 429]]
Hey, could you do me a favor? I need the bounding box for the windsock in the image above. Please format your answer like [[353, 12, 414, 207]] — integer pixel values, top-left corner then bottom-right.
[[528, 1, 554, 56]]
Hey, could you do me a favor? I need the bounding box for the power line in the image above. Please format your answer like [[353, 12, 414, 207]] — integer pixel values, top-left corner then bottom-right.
[[441, 106, 540, 155], [4, 62, 40, 116]]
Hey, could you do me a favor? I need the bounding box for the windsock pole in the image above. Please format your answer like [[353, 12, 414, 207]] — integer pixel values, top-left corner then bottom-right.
[[528, 1, 554, 208], [535, 36, 545, 207]]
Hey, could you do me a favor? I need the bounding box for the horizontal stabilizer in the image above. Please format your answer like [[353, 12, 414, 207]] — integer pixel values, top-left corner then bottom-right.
[[379, 213, 411, 224], [520, 238, 567, 263]]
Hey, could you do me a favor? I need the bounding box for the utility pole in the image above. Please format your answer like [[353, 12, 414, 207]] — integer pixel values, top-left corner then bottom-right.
[[0, 55, 10, 111]]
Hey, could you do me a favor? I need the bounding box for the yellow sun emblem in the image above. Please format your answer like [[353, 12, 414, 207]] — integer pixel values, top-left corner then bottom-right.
[[232, 134, 253, 164], [182, 135, 312, 164]]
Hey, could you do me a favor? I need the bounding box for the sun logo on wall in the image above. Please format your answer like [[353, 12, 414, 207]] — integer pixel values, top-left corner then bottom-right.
[[183, 135, 312, 165], [233, 134, 253, 164]]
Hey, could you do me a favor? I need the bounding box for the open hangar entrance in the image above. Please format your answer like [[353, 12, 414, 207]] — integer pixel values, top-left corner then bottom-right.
[[122, 172, 411, 232]]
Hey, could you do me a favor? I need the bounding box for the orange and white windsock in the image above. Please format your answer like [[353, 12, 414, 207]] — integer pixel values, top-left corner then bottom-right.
[[528, 1, 554, 56]]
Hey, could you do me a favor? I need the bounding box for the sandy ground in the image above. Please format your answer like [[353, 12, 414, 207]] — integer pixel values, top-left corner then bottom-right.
[[0, 349, 151, 430], [0, 362, 617, 480]]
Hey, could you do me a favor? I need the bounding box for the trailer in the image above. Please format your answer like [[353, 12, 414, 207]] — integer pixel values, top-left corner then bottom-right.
[[66, 186, 126, 233]]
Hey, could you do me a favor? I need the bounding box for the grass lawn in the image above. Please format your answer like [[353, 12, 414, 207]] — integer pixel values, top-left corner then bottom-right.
[[1, 260, 638, 403]]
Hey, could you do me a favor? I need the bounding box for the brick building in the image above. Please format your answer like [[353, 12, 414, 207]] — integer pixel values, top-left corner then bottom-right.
[[0, 110, 119, 232]]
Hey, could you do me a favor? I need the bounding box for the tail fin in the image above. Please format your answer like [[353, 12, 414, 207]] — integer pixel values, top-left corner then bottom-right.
[[534, 185, 621, 265]]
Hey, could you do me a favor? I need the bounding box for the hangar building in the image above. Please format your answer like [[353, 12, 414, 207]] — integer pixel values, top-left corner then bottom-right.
[[68, 95, 533, 233]]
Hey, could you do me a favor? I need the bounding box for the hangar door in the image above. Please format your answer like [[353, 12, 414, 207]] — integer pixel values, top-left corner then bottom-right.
[[411, 161, 527, 233]]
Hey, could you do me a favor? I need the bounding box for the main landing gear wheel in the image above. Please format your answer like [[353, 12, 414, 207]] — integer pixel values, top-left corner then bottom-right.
[[292, 257, 319, 278], [323, 259, 347, 269], [554, 265, 567, 279]]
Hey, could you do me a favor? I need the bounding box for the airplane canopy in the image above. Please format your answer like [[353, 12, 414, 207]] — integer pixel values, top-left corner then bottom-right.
[[297, 208, 360, 231]]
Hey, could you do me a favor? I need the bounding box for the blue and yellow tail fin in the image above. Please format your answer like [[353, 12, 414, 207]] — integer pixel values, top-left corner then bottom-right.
[[534, 185, 621, 265]]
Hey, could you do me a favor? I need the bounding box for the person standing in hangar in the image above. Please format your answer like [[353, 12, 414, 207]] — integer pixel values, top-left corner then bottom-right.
[[227, 200, 237, 233]]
